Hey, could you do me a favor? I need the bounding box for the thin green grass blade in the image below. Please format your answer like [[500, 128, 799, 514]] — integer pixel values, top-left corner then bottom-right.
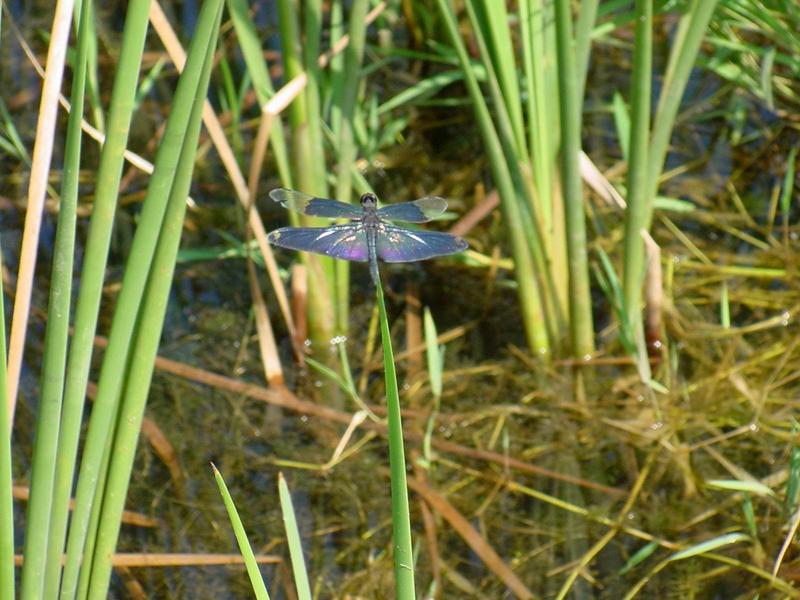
[[611, 91, 630, 160], [226, 0, 291, 186], [423, 308, 442, 399], [706, 479, 775, 497], [668, 532, 750, 561], [475, 0, 527, 158], [786, 421, 800, 513], [780, 145, 798, 222], [375, 279, 415, 599], [278, 473, 312, 600], [741, 495, 758, 538], [619, 541, 659, 575], [212, 465, 271, 600], [26, 0, 92, 595], [0, 239, 13, 600], [759, 46, 775, 111], [378, 70, 466, 114], [84, 5, 223, 597], [720, 281, 730, 328], [646, 0, 720, 217]]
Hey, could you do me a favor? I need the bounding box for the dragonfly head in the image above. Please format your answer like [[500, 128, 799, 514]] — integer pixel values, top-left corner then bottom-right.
[[360, 192, 378, 211]]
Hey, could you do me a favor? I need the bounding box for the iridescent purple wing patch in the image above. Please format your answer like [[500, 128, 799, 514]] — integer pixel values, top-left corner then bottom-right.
[[268, 225, 368, 261]]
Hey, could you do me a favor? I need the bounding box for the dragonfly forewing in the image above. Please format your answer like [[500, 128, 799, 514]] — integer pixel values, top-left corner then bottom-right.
[[270, 188, 364, 220], [376, 196, 448, 223]]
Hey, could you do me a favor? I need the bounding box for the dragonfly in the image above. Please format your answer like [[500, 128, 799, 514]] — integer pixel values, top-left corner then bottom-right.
[[267, 188, 468, 284]]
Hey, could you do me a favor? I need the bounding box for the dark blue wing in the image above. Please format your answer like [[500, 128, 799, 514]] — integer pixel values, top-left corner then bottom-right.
[[270, 188, 364, 220], [376, 196, 448, 223], [376, 225, 467, 263], [268, 224, 369, 262]]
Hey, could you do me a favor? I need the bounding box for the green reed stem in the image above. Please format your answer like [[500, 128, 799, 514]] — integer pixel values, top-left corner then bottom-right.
[[276, 0, 337, 352], [553, 0, 595, 357], [376, 279, 415, 599], [0, 247, 11, 600], [333, 0, 369, 334], [621, 0, 652, 337], [574, 0, 599, 103], [622, 0, 719, 331], [437, 0, 550, 357], [84, 4, 222, 597], [24, 0, 92, 596], [48, 0, 151, 597]]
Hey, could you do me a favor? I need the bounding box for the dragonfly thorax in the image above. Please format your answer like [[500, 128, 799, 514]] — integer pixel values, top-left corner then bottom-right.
[[360, 192, 378, 211]]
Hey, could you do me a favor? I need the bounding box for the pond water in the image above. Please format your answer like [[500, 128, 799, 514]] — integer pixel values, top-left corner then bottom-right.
[[3, 2, 800, 598]]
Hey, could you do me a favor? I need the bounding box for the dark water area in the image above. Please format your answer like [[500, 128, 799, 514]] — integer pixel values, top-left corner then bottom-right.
[[2, 2, 800, 598]]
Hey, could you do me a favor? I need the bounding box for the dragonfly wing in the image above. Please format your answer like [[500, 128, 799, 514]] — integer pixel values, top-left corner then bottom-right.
[[268, 224, 369, 261], [376, 196, 448, 223], [376, 225, 468, 263], [269, 188, 364, 220]]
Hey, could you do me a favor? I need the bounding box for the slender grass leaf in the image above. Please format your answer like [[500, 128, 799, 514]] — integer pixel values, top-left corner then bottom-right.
[[213, 465, 271, 600], [759, 46, 775, 110], [669, 532, 750, 561], [787, 420, 800, 513], [376, 280, 415, 599], [612, 91, 630, 160], [720, 281, 730, 328], [0, 237, 12, 600], [423, 308, 442, 399], [278, 474, 312, 600], [619, 541, 659, 575], [780, 145, 798, 221], [706, 479, 775, 497]]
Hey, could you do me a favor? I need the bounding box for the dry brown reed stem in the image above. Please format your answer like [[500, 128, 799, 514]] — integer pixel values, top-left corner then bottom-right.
[[290, 264, 308, 352], [247, 256, 284, 384], [642, 230, 663, 356], [11, 485, 157, 528], [13, 553, 281, 567], [405, 471, 536, 600], [404, 283, 423, 381], [6, 0, 75, 420], [449, 189, 500, 237]]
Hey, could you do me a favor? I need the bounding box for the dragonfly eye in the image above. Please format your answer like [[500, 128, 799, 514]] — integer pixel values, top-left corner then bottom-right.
[[360, 192, 378, 210]]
